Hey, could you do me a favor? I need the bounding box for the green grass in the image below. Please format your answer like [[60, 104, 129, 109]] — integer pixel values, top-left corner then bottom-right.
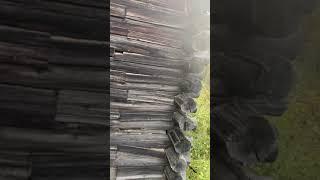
[[254, 9, 320, 180], [187, 9, 320, 180], [187, 68, 210, 180]]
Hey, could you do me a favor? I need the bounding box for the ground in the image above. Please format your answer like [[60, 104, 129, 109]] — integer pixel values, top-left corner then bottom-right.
[[188, 9, 320, 180], [254, 9, 320, 180]]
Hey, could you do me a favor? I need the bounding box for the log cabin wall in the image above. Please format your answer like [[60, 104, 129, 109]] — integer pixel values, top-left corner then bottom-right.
[[110, 0, 209, 179], [0, 0, 108, 179], [0, 0, 208, 179]]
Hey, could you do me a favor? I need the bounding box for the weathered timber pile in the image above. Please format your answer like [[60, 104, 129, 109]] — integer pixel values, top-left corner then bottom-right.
[[110, 0, 209, 179], [0, 0, 108, 179]]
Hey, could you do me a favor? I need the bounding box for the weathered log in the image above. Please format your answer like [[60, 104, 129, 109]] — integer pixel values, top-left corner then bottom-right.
[[110, 88, 128, 102], [56, 103, 108, 122], [0, 33, 106, 67], [111, 102, 175, 112], [110, 69, 183, 86], [30, 153, 107, 168], [31, 176, 106, 180], [0, 25, 50, 47], [0, 175, 28, 180], [110, 130, 170, 148], [174, 94, 197, 113], [0, 153, 30, 167], [0, 1, 106, 40], [0, 84, 56, 116], [111, 0, 187, 28], [173, 111, 197, 131], [179, 74, 203, 97], [111, 59, 184, 77], [118, 112, 173, 121], [111, 82, 180, 94], [110, 35, 189, 60], [1, 0, 106, 19], [0, 64, 107, 92], [112, 52, 187, 69], [164, 166, 185, 180], [112, 120, 174, 130], [110, 16, 185, 48], [57, 90, 106, 106], [167, 127, 192, 154], [55, 113, 106, 126], [165, 147, 187, 173], [30, 166, 107, 177], [0, 42, 47, 67], [110, 167, 117, 180], [110, 2, 126, 18], [0, 165, 31, 179], [0, 127, 107, 149], [111, 146, 167, 167], [49, 38, 107, 67], [44, 0, 106, 8], [0, 84, 56, 104], [116, 167, 165, 180], [111, 111, 120, 120], [126, 89, 174, 105]]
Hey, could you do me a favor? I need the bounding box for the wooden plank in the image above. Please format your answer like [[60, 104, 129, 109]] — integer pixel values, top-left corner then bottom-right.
[[0, 127, 107, 148], [111, 88, 174, 104], [0, 84, 57, 117], [118, 113, 173, 122], [0, 165, 31, 179], [0, 64, 107, 92], [0, 36, 106, 67], [110, 2, 126, 18], [111, 59, 184, 77], [0, 25, 50, 48], [0, 42, 48, 67], [111, 0, 187, 28], [0, 2, 106, 40], [133, 0, 187, 12], [111, 102, 175, 112], [113, 52, 188, 69], [111, 82, 180, 93], [1, 0, 106, 19], [55, 108, 107, 126], [44, 0, 107, 9], [0, 152, 30, 166], [55, 90, 108, 125], [111, 148, 167, 167], [110, 69, 183, 86], [30, 153, 107, 168], [110, 131, 169, 148], [110, 16, 185, 48], [127, 90, 174, 104], [0, 84, 56, 105], [117, 167, 165, 180], [57, 90, 106, 107], [31, 166, 107, 178], [112, 120, 174, 130], [110, 35, 189, 60]]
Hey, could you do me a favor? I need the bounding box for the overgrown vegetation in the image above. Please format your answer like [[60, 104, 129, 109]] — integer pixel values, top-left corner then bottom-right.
[[187, 67, 210, 180]]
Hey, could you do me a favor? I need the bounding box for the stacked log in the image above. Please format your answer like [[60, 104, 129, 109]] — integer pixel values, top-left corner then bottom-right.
[[110, 0, 208, 179], [0, 0, 108, 179]]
